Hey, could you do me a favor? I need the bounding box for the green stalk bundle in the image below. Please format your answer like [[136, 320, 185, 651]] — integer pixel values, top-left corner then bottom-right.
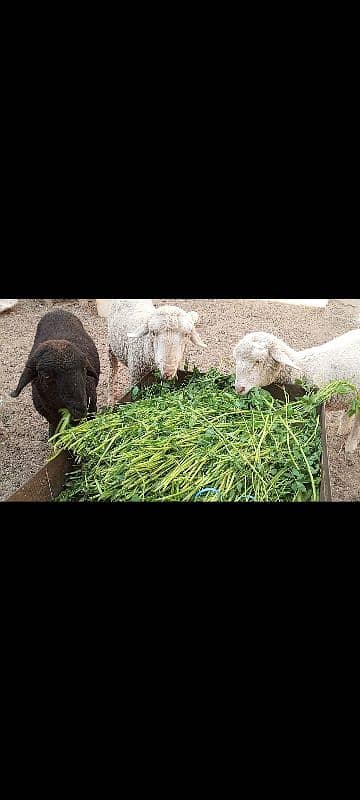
[[51, 371, 357, 503]]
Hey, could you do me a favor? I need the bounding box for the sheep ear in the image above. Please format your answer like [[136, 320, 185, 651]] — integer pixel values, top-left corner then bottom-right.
[[128, 323, 149, 339], [190, 329, 207, 348], [270, 345, 297, 368], [10, 363, 35, 397]]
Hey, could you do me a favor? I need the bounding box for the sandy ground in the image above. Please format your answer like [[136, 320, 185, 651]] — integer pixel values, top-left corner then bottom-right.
[[1, 298, 359, 502]]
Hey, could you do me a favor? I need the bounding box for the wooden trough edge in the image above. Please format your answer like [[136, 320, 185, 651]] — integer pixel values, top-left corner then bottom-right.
[[5, 373, 333, 502]]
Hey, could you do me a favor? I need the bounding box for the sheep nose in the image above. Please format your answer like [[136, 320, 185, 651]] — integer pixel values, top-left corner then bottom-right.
[[236, 385, 246, 394]]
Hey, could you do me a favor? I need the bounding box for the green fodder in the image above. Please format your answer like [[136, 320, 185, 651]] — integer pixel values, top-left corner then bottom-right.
[[51, 371, 357, 503]]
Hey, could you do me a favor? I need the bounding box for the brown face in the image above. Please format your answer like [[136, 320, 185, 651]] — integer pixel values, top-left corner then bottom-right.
[[36, 364, 89, 420], [11, 342, 95, 423]]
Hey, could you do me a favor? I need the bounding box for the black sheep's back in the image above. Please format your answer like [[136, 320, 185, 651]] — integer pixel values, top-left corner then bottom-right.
[[33, 310, 100, 379], [35, 310, 87, 344]]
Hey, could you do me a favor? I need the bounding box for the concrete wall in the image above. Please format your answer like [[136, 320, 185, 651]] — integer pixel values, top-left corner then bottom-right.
[[334, 299, 360, 308], [254, 299, 329, 307], [254, 299, 360, 309]]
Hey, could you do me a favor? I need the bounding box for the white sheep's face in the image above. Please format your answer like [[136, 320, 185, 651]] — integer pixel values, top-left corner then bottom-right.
[[149, 313, 196, 379], [128, 308, 207, 380], [233, 333, 283, 395], [151, 328, 188, 379]]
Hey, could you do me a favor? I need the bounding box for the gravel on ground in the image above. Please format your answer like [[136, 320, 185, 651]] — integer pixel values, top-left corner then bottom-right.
[[1, 298, 359, 501]]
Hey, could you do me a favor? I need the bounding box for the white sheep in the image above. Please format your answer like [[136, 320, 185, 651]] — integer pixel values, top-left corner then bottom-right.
[[233, 329, 360, 453], [79, 300, 113, 316], [0, 299, 18, 313], [107, 299, 207, 404], [96, 299, 114, 317]]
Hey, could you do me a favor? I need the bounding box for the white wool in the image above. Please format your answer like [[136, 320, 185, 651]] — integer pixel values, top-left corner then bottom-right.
[[233, 330, 360, 389], [107, 300, 206, 400], [233, 329, 360, 451], [0, 299, 18, 313], [95, 300, 114, 317]]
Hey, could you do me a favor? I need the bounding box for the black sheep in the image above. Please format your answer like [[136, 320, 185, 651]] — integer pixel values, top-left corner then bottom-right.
[[11, 310, 100, 437]]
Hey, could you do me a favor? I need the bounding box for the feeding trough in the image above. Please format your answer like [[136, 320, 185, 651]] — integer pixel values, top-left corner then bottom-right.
[[5, 372, 332, 502]]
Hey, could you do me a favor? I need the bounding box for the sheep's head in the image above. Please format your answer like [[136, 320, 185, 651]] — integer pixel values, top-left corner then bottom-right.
[[11, 340, 98, 421], [233, 332, 297, 394], [128, 306, 207, 379]]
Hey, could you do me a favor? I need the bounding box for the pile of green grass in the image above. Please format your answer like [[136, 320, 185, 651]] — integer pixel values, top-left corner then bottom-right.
[[50, 370, 357, 503]]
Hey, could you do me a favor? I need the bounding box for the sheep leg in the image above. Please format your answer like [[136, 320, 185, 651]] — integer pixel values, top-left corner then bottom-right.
[[108, 345, 119, 406], [338, 410, 353, 435], [86, 378, 98, 414], [345, 414, 360, 454], [130, 369, 143, 386]]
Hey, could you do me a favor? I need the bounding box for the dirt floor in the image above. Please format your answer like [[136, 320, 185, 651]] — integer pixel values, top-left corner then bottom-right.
[[1, 298, 359, 502]]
